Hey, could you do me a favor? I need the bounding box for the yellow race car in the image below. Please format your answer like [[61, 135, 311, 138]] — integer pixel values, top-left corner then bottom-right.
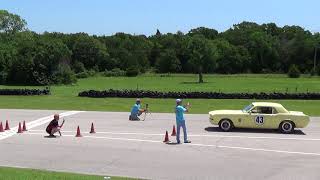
[[209, 102, 310, 133]]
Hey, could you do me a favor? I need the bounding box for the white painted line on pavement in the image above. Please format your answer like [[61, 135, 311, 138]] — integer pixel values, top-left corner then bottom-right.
[[0, 111, 83, 141], [28, 129, 320, 142], [26, 132, 160, 143], [30, 130, 163, 136], [196, 144, 320, 156], [25, 132, 320, 156]]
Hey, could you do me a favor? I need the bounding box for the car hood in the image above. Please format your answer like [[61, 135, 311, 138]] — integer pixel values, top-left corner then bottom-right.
[[209, 110, 244, 115]]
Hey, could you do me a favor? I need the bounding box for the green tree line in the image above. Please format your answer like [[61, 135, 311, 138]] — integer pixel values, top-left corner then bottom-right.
[[0, 10, 320, 85]]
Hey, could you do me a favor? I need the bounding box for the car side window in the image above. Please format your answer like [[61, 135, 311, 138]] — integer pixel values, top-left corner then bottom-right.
[[254, 107, 273, 114], [272, 108, 278, 114], [250, 107, 258, 113]]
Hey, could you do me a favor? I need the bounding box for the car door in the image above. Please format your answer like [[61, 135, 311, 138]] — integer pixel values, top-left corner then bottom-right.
[[235, 111, 252, 128], [248, 106, 276, 129]]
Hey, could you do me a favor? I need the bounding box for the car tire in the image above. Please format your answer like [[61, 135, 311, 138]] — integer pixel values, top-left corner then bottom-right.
[[279, 121, 294, 134], [219, 119, 233, 132]]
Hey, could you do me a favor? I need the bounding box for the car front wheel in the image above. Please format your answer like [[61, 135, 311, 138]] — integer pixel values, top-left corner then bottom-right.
[[279, 121, 294, 134], [219, 119, 233, 132]]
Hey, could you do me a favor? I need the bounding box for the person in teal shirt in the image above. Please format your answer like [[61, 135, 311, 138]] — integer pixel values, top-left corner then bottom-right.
[[175, 99, 191, 144], [129, 99, 145, 120]]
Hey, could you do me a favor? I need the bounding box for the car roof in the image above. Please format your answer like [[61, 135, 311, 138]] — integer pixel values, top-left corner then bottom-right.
[[252, 102, 283, 107]]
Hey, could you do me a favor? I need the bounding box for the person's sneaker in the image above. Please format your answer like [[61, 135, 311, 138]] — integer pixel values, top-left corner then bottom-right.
[[184, 140, 191, 143], [177, 141, 181, 144]]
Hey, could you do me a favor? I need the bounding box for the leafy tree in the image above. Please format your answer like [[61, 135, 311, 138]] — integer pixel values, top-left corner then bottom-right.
[[149, 41, 161, 66], [72, 34, 110, 71], [213, 39, 250, 73], [187, 36, 217, 83], [2, 9, 320, 85], [6, 31, 73, 85], [155, 49, 181, 73], [0, 42, 16, 83], [103, 33, 152, 72], [222, 21, 262, 46], [33, 37, 72, 85], [261, 23, 282, 37], [279, 26, 315, 72], [247, 31, 280, 72], [0, 10, 27, 34], [188, 27, 218, 40], [7, 31, 37, 84]]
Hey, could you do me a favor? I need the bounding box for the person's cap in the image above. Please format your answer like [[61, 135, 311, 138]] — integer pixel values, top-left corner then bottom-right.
[[176, 99, 182, 103], [136, 98, 141, 102], [54, 114, 59, 118]]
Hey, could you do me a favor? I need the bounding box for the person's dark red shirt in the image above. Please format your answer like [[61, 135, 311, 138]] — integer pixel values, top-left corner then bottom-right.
[[46, 119, 58, 134]]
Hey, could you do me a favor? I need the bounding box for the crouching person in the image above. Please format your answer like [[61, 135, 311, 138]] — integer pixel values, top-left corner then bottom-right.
[[46, 114, 64, 137], [129, 99, 146, 121]]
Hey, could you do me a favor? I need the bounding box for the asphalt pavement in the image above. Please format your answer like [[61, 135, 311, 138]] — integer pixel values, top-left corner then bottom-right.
[[0, 109, 320, 180]]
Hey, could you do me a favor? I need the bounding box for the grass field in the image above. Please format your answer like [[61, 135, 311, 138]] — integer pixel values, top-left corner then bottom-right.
[[0, 167, 135, 180], [0, 74, 319, 115], [51, 74, 320, 93]]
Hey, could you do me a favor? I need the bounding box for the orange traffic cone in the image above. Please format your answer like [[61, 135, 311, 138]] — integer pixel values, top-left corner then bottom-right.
[[171, 125, 176, 136], [90, 123, 96, 134], [0, 122, 4, 132], [163, 131, 170, 143], [5, 120, 10, 130], [17, 122, 23, 133], [75, 126, 82, 137], [22, 121, 27, 131]]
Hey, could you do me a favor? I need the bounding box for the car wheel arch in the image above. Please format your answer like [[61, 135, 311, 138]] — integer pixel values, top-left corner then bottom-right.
[[219, 118, 234, 126]]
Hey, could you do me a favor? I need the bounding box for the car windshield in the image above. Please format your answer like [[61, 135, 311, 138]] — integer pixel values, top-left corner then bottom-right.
[[242, 104, 254, 112]]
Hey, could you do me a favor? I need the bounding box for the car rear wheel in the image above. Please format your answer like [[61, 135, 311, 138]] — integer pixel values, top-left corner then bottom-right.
[[219, 119, 233, 132], [279, 121, 294, 134]]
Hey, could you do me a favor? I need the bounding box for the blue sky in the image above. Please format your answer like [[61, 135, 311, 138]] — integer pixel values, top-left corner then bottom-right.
[[1, 0, 319, 35]]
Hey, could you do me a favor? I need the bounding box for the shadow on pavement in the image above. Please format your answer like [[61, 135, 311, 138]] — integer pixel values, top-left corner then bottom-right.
[[166, 142, 180, 145], [43, 135, 59, 138], [204, 126, 306, 135]]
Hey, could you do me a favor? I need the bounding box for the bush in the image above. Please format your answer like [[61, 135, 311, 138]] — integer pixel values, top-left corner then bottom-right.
[[87, 70, 96, 77], [52, 64, 77, 84], [317, 66, 320, 76], [126, 67, 139, 77], [288, 64, 301, 78], [73, 61, 86, 73], [103, 68, 126, 77], [76, 71, 89, 79]]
